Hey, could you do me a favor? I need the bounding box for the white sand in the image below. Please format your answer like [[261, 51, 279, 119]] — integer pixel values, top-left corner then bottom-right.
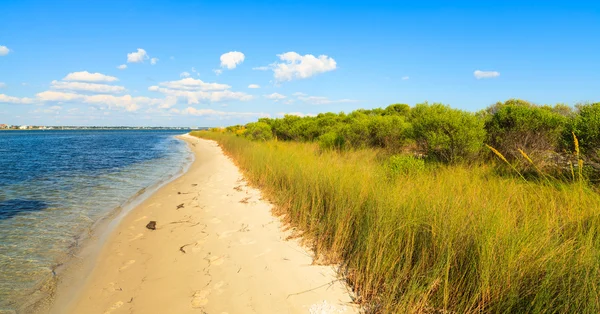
[[51, 135, 358, 314]]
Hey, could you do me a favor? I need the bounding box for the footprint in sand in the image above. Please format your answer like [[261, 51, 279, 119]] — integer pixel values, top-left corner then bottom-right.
[[103, 301, 124, 314], [191, 289, 210, 308], [129, 233, 144, 242], [213, 281, 226, 295], [119, 260, 136, 271], [210, 218, 222, 224]]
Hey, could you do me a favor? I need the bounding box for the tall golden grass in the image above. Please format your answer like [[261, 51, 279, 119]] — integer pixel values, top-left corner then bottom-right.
[[192, 131, 600, 313]]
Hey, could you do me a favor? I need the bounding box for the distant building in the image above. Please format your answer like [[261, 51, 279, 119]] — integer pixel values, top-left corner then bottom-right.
[[0, 124, 7, 129], [19, 125, 29, 130]]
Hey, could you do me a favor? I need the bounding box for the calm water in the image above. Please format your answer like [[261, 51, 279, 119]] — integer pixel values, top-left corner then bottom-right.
[[0, 130, 193, 312]]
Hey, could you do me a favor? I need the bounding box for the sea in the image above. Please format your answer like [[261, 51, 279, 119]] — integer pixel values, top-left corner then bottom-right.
[[0, 130, 193, 313]]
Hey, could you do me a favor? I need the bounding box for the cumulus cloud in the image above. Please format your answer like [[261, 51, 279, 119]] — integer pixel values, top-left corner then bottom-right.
[[265, 93, 286, 101], [252, 66, 270, 71], [51, 80, 126, 94], [213, 69, 223, 75], [0, 94, 34, 104], [117, 64, 127, 70], [474, 70, 500, 79], [32, 106, 62, 114], [0, 46, 9, 56], [151, 57, 159, 65], [248, 84, 260, 89], [180, 72, 191, 78], [256, 52, 337, 82], [148, 78, 252, 104], [179, 107, 269, 118], [292, 92, 357, 105], [149, 87, 252, 104], [35, 91, 170, 112], [155, 78, 231, 91], [127, 48, 149, 63], [220, 51, 245, 69], [63, 71, 119, 82]]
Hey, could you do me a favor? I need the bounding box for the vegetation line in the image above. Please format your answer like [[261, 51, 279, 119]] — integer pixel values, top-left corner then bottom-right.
[[190, 99, 600, 313]]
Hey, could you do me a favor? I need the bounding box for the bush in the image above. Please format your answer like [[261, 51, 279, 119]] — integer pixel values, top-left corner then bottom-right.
[[410, 103, 485, 163], [385, 154, 425, 179], [318, 132, 346, 151], [484, 99, 569, 161], [569, 102, 600, 154], [243, 122, 273, 141]]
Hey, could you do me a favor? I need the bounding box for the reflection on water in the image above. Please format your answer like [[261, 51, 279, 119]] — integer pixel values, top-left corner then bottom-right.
[[0, 130, 192, 312]]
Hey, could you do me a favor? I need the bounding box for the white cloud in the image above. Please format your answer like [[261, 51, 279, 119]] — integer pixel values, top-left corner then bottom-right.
[[35, 90, 171, 112], [32, 106, 62, 114], [117, 64, 127, 70], [265, 93, 286, 101], [155, 78, 231, 91], [127, 48, 149, 63], [0, 94, 34, 104], [220, 51, 245, 69], [0, 46, 9, 56], [292, 93, 357, 105], [51, 80, 126, 94], [248, 84, 260, 89], [213, 69, 223, 75], [402, 76, 410, 80], [150, 57, 159, 65], [252, 66, 270, 71], [261, 52, 337, 82], [149, 78, 252, 104], [180, 72, 191, 78], [180, 107, 269, 118], [0, 82, 6, 88], [63, 71, 119, 82], [474, 70, 500, 79], [149, 87, 253, 104]]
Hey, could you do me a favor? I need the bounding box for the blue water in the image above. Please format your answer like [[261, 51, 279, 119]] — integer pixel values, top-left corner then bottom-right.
[[0, 130, 193, 312]]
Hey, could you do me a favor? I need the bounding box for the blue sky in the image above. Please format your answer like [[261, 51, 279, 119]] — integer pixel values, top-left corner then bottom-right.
[[1, 0, 599, 127]]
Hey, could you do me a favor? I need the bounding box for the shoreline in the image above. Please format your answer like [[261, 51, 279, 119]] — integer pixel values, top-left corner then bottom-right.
[[47, 134, 357, 313], [24, 134, 194, 314]]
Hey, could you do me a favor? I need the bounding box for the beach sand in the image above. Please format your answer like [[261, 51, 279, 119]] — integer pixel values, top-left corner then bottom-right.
[[50, 134, 357, 314]]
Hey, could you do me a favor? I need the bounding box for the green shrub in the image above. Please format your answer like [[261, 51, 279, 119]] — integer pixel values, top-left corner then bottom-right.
[[484, 99, 569, 159], [569, 102, 600, 154], [410, 103, 485, 163], [385, 154, 425, 179], [318, 132, 346, 151], [243, 122, 273, 141]]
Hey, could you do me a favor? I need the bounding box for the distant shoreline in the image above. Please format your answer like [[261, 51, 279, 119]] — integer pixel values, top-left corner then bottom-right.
[[0, 128, 202, 131]]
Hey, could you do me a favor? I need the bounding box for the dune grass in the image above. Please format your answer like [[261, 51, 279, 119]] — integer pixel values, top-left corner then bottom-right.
[[191, 131, 600, 313]]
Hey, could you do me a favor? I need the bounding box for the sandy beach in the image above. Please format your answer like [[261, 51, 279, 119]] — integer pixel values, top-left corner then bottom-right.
[[49, 134, 357, 314]]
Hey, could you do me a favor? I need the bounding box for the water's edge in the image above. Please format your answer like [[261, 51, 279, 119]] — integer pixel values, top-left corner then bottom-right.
[[23, 134, 195, 314]]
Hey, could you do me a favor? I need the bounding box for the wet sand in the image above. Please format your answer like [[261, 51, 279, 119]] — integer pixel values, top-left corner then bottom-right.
[[50, 134, 357, 314]]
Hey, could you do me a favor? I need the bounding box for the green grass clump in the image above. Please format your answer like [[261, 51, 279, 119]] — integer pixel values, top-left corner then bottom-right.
[[191, 131, 600, 314], [385, 155, 425, 179]]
